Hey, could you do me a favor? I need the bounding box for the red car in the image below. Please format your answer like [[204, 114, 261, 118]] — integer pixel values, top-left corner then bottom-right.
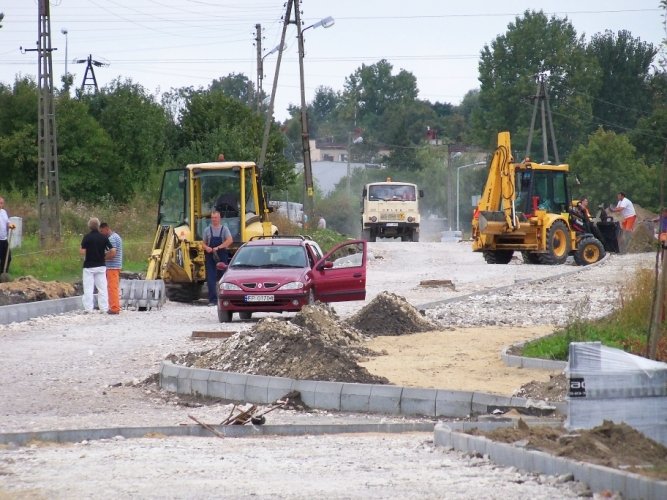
[[216, 236, 367, 322]]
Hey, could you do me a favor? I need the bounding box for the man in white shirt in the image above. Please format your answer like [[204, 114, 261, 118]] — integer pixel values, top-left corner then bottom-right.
[[317, 215, 327, 230], [610, 192, 637, 231], [0, 197, 16, 273]]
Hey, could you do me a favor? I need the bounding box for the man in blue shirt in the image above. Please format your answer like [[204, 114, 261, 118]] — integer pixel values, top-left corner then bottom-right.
[[100, 222, 123, 314]]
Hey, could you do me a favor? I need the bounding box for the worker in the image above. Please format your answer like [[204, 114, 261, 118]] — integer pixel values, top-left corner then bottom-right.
[[610, 192, 637, 231], [317, 215, 327, 230], [655, 208, 667, 247], [577, 196, 605, 243], [203, 210, 233, 306]]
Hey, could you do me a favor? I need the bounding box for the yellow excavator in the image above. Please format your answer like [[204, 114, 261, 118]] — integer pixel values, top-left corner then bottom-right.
[[125, 160, 277, 306], [472, 131, 604, 266], [472, 75, 605, 266]]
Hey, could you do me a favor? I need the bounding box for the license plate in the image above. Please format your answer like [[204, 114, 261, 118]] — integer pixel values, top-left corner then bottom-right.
[[386, 222, 398, 227], [245, 295, 274, 303]]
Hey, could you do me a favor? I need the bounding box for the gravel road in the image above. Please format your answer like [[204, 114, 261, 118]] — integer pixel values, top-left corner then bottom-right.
[[0, 242, 654, 498]]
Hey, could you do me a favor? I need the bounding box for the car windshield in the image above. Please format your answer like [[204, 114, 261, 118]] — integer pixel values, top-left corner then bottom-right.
[[230, 245, 307, 268]]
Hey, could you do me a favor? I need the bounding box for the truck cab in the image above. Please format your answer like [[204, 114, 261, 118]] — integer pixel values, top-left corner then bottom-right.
[[360, 180, 423, 242]]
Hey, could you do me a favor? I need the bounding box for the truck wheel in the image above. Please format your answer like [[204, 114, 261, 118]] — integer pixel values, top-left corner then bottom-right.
[[412, 231, 420, 242], [521, 251, 541, 264], [538, 220, 571, 265], [369, 230, 377, 242], [361, 229, 371, 241], [239, 311, 253, 320], [483, 250, 513, 264], [218, 305, 232, 323], [574, 236, 605, 266]]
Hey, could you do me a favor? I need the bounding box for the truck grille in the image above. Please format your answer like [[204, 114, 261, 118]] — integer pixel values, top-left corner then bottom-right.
[[380, 212, 404, 221]]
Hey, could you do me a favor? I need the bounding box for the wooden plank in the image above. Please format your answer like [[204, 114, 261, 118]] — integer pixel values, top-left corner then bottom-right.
[[191, 330, 235, 339]]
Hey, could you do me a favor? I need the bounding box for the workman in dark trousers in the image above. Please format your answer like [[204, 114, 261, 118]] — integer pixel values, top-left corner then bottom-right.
[[203, 210, 233, 305]]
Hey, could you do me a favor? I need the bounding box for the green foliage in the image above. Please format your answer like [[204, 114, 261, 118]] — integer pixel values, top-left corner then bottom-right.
[[210, 73, 257, 108], [569, 128, 658, 210], [587, 30, 657, 133], [473, 10, 599, 158]]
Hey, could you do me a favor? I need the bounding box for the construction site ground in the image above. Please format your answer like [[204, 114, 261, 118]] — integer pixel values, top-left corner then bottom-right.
[[0, 240, 662, 498]]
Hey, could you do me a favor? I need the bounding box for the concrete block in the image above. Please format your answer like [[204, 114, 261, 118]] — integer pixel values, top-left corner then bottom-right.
[[223, 372, 249, 402], [314, 381, 343, 410], [650, 478, 667, 499], [267, 377, 295, 403], [435, 390, 473, 418], [509, 396, 528, 407], [471, 392, 512, 415], [368, 385, 402, 414], [340, 383, 373, 413], [244, 375, 270, 404], [433, 424, 453, 448], [189, 368, 211, 398], [293, 380, 318, 407], [159, 362, 180, 393], [177, 367, 192, 394], [400, 387, 437, 417], [207, 371, 228, 399]]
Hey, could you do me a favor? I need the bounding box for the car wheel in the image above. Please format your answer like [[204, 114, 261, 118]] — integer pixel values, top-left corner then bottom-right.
[[239, 311, 252, 320], [217, 305, 232, 323]]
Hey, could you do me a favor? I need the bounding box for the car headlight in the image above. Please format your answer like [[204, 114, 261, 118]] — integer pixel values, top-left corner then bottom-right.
[[220, 282, 242, 291], [277, 281, 304, 291]]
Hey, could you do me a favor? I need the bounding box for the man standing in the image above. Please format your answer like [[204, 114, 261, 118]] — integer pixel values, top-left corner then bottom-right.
[[0, 197, 16, 272], [610, 192, 637, 231], [203, 210, 233, 305], [80, 217, 113, 313], [100, 222, 122, 314], [317, 215, 327, 230]]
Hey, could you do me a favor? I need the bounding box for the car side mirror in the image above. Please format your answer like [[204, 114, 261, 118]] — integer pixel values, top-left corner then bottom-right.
[[317, 261, 334, 271], [216, 262, 228, 272]]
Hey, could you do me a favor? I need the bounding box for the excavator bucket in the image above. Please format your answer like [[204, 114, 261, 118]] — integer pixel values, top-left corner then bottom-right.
[[120, 279, 166, 310]]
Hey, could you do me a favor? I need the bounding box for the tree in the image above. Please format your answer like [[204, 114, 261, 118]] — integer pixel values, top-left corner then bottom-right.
[[81, 78, 171, 197], [569, 128, 657, 210], [473, 10, 599, 157], [175, 86, 294, 191], [210, 73, 256, 109], [587, 30, 657, 133]]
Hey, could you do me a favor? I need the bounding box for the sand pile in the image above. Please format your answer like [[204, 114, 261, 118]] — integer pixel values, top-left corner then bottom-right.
[[347, 291, 439, 336]]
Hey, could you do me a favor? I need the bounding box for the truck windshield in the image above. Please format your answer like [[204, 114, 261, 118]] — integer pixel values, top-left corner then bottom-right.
[[368, 184, 415, 201]]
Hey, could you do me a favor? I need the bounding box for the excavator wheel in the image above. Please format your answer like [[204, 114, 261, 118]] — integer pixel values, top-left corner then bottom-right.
[[538, 220, 571, 265], [166, 283, 203, 303], [574, 236, 606, 266], [521, 251, 541, 264], [483, 250, 513, 264]]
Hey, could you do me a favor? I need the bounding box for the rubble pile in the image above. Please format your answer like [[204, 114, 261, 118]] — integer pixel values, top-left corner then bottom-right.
[[178, 304, 388, 384], [347, 291, 438, 336], [0, 276, 78, 306]]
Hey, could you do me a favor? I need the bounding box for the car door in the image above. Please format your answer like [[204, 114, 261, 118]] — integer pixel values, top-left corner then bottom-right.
[[311, 240, 366, 302]]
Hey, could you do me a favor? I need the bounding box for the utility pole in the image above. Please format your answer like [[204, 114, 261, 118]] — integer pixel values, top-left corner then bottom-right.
[[74, 54, 108, 92], [22, 0, 62, 243], [255, 24, 262, 113]]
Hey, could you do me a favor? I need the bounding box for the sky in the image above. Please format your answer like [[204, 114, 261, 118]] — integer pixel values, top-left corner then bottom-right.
[[1, 1, 664, 122]]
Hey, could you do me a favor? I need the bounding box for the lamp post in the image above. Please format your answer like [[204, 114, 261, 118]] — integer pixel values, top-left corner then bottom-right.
[[257, 42, 284, 113], [456, 161, 486, 232], [296, 12, 334, 225], [60, 28, 68, 77]]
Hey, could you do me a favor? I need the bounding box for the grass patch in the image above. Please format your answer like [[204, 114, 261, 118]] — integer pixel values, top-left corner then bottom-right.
[[521, 267, 667, 362]]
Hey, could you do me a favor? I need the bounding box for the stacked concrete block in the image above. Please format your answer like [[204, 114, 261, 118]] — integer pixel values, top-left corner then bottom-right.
[[567, 342, 667, 445]]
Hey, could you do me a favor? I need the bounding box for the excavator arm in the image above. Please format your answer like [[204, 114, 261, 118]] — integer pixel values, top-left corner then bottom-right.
[[472, 132, 518, 246]]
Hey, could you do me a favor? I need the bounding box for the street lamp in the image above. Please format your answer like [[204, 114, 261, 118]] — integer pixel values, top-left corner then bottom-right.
[[60, 28, 68, 76], [297, 14, 335, 224], [257, 42, 285, 113], [456, 161, 487, 232]]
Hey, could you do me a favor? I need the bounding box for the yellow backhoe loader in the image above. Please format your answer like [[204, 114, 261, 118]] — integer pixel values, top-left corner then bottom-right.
[[122, 160, 277, 307], [471, 131, 605, 266]]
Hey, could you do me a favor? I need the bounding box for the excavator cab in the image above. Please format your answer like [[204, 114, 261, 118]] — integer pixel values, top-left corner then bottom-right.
[[142, 161, 277, 304], [514, 164, 570, 218]]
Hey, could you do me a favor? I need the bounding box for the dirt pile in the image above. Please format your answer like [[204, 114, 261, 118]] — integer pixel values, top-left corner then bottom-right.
[[625, 221, 657, 253], [174, 304, 388, 384], [474, 420, 667, 480], [514, 373, 568, 402], [0, 276, 78, 306], [347, 291, 439, 336]]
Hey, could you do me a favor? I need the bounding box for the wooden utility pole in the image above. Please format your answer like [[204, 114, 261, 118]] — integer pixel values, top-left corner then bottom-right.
[[32, 0, 62, 244]]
